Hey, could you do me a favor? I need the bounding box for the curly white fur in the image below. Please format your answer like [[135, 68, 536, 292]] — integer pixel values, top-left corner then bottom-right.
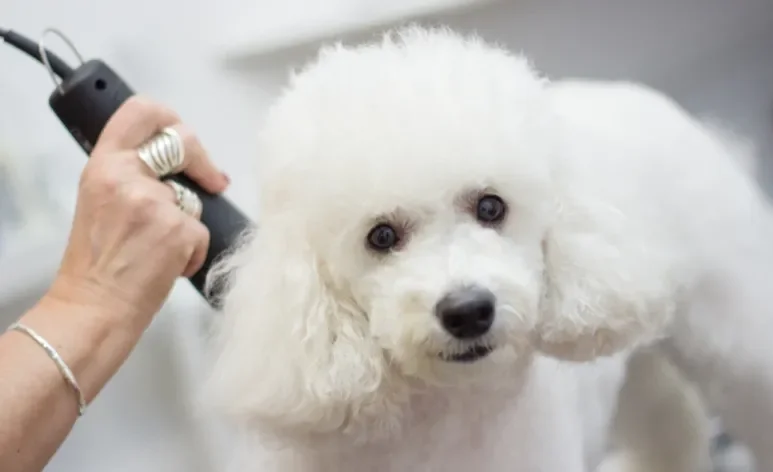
[[203, 27, 773, 471]]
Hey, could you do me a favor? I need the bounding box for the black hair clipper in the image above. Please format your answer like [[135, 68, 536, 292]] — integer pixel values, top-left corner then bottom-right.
[[0, 27, 250, 306]]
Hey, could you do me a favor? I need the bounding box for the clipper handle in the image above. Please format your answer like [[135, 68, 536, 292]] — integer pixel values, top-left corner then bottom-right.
[[49, 59, 248, 304]]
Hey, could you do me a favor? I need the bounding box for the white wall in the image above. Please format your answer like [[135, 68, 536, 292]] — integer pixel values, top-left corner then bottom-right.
[[1, 1, 772, 470], [3, 0, 772, 214]]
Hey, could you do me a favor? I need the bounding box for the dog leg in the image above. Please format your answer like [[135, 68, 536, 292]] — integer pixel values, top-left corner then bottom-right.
[[664, 266, 773, 471], [598, 347, 713, 472], [595, 450, 650, 472]]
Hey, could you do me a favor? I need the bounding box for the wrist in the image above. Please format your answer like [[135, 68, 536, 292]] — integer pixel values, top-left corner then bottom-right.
[[18, 287, 145, 403]]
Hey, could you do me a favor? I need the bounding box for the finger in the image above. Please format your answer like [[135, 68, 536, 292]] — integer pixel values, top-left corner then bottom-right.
[[160, 181, 207, 277], [164, 124, 229, 194], [181, 220, 210, 278], [129, 123, 229, 193], [133, 177, 204, 220], [149, 198, 209, 278], [118, 177, 184, 215], [166, 180, 203, 220], [96, 96, 180, 151]]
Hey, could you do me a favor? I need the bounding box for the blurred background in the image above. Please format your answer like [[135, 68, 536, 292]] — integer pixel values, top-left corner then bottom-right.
[[1, 0, 772, 470]]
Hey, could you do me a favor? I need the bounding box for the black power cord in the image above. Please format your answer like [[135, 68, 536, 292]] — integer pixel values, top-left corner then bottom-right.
[[0, 28, 73, 79]]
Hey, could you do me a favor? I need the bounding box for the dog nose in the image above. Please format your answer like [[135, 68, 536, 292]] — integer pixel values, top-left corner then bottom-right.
[[435, 287, 496, 339]]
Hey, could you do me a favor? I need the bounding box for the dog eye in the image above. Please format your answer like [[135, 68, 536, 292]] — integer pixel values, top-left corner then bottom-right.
[[367, 224, 400, 252], [476, 194, 507, 224]]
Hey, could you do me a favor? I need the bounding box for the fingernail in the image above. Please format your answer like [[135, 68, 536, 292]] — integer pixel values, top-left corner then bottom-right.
[[221, 172, 231, 185]]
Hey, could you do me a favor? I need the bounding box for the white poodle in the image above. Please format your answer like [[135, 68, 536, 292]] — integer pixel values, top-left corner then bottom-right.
[[203, 27, 773, 471]]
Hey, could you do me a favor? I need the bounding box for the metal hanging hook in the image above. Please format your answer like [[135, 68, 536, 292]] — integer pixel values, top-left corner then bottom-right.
[[38, 27, 84, 94]]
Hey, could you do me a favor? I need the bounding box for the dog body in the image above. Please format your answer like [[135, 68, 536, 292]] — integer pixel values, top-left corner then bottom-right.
[[221, 354, 629, 471], [205, 28, 773, 471]]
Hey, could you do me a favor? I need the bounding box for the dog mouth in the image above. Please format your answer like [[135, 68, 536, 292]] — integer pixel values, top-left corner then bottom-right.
[[440, 345, 494, 363]]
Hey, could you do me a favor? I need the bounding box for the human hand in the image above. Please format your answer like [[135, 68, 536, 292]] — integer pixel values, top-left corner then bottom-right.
[[46, 96, 229, 331]]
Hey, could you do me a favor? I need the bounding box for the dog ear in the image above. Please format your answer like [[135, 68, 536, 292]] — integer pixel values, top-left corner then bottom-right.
[[202, 216, 387, 435], [535, 190, 684, 361]]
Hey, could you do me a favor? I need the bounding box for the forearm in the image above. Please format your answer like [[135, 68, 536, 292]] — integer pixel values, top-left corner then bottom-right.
[[0, 293, 143, 472]]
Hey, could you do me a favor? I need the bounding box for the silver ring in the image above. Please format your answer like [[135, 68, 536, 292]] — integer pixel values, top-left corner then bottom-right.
[[137, 127, 185, 178], [168, 181, 202, 218]]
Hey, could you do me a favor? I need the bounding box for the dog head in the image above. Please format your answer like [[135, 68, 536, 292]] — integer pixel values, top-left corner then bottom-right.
[[204, 27, 679, 438]]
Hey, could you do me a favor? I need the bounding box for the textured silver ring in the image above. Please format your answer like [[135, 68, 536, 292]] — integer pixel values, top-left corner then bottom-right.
[[137, 127, 185, 177], [168, 180, 202, 218]]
